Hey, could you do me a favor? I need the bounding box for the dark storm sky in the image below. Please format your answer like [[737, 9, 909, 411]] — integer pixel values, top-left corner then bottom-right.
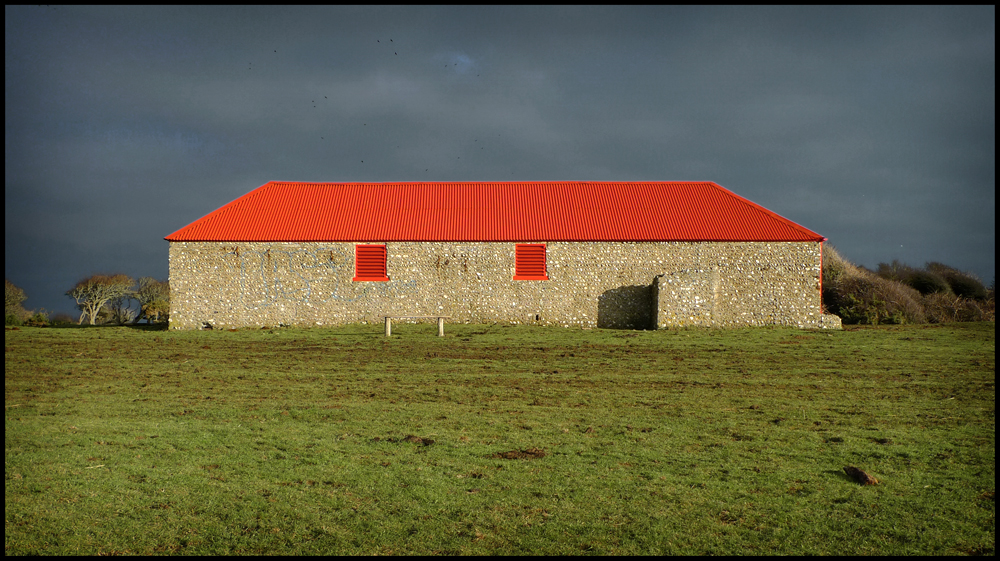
[[5, 6, 995, 317]]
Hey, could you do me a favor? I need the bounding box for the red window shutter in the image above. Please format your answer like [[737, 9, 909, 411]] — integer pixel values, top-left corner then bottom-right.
[[353, 244, 389, 281], [514, 244, 548, 280]]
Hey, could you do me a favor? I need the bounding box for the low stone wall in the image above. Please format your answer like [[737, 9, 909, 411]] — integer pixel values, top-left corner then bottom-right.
[[653, 269, 717, 328], [168, 240, 824, 330], [818, 313, 843, 330]]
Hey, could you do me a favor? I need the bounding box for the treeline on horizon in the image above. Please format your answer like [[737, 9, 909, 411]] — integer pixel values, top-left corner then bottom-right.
[[6, 275, 168, 327], [4, 249, 997, 327]]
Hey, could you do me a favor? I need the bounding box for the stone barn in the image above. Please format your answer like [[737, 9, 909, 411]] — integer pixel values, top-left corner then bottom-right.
[[165, 181, 832, 330]]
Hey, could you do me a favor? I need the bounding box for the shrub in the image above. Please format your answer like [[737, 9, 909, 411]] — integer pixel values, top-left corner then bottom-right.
[[50, 313, 77, 326], [824, 246, 925, 325], [987, 283, 996, 320], [135, 277, 169, 323], [829, 249, 994, 324], [834, 275, 925, 325], [926, 262, 988, 300], [923, 293, 993, 323], [906, 269, 952, 295], [875, 260, 951, 295], [23, 310, 50, 327], [875, 260, 913, 283], [6, 279, 28, 323]]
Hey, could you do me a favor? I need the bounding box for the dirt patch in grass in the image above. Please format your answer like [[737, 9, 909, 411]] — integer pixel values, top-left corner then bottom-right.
[[843, 466, 879, 485], [374, 435, 435, 446], [491, 447, 546, 460]]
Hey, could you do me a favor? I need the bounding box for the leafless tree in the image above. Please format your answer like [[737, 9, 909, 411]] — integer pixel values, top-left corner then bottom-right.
[[66, 274, 135, 325], [106, 295, 137, 325]]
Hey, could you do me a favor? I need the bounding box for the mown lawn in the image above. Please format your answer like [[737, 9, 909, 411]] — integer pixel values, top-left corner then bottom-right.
[[4, 322, 995, 555]]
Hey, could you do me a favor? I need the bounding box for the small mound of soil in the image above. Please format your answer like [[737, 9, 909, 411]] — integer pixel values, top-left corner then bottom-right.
[[843, 466, 879, 485], [492, 447, 546, 460], [374, 435, 435, 446]]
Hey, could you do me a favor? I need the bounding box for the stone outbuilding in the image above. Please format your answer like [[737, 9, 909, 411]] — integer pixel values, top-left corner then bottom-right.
[[165, 181, 834, 330]]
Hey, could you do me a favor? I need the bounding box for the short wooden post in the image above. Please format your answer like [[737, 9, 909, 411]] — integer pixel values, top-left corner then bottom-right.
[[438, 316, 445, 337], [385, 317, 392, 337]]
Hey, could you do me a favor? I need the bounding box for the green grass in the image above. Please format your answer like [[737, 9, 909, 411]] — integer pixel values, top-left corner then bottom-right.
[[5, 322, 995, 555]]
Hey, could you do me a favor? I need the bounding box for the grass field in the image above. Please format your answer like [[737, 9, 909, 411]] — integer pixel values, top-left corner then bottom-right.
[[5, 322, 995, 555]]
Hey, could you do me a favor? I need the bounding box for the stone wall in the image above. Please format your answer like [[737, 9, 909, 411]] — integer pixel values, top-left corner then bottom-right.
[[168, 241, 824, 330], [652, 269, 717, 328]]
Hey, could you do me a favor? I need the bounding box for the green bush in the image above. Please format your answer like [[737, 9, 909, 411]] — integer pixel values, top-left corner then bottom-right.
[[927, 262, 988, 300], [824, 247, 925, 325], [23, 310, 50, 327], [832, 274, 925, 325], [830, 250, 994, 324], [923, 292, 994, 323], [906, 269, 952, 295], [875, 260, 913, 283], [49, 313, 77, 326], [876, 260, 951, 295], [5, 279, 28, 323]]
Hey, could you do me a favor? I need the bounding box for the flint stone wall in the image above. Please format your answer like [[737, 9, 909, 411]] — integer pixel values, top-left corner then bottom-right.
[[168, 241, 825, 330]]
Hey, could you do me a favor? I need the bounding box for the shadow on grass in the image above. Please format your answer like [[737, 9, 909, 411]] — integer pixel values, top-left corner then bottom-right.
[[39, 322, 170, 331], [125, 323, 169, 332]]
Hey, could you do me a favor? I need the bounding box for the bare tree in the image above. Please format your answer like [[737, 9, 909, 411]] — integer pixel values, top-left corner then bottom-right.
[[106, 295, 137, 325], [133, 277, 169, 323], [67, 274, 135, 325]]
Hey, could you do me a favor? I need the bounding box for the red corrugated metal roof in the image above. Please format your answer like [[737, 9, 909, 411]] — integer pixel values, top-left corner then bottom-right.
[[164, 181, 824, 242]]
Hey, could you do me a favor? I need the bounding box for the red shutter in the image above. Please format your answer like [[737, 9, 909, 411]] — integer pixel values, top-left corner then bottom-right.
[[353, 244, 389, 281], [514, 244, 548, 280]]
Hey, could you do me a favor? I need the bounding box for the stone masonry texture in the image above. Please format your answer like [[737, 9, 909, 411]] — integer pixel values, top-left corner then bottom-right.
[[168, 241, 825, 330]]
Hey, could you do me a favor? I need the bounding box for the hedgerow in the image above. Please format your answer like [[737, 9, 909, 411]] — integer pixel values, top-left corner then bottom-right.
[[823, 247, 993, 324]]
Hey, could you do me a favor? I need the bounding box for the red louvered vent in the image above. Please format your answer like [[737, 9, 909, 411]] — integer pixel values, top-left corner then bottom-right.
[[514, 244, 548, 280], [353, 244, 389, 281]]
